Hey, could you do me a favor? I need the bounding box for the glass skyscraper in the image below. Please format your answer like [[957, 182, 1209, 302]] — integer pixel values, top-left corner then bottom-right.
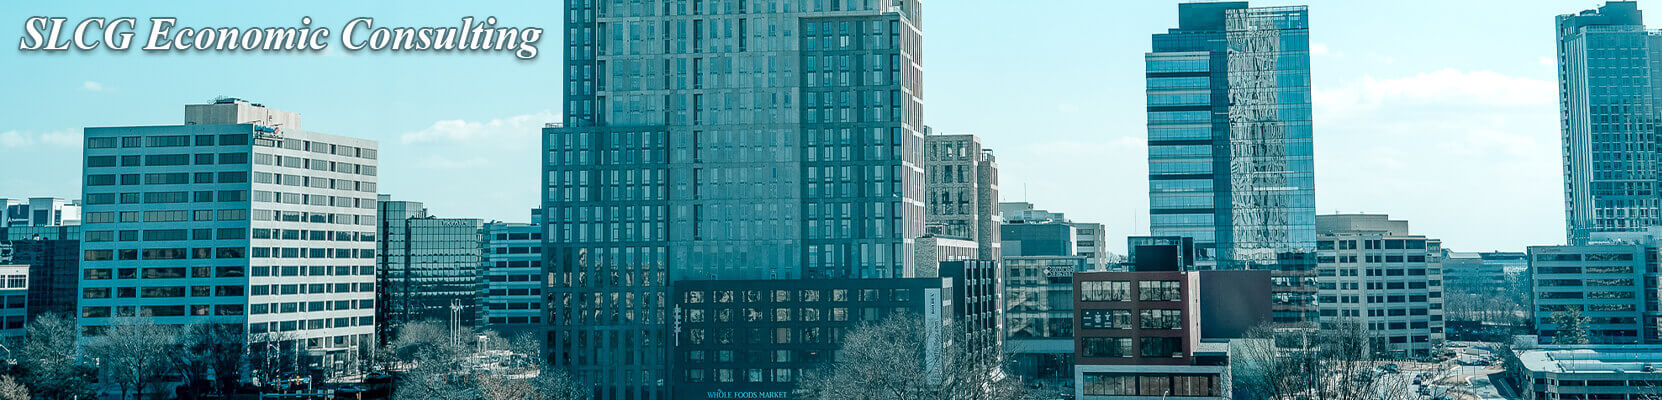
[[375, 196, 483, 340], [1146, 2, 1317, 324], [547, 1, 925, 398], [1557, 1, 1662, 244]]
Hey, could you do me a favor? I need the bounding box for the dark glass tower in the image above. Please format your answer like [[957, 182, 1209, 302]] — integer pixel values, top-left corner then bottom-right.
[[1557, 1, 1662, 244], [547, 1, 926, 398], [1146, 2, 1317, 324]]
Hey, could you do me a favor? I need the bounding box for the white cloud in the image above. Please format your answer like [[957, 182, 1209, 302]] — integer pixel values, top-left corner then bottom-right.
[[400, 110, 556, 145], [0, 130, 80, 148], [413, 155, 490, 169], [1316, 68, 1554, 118], [1310, 42, 1330, 56], [1538, 56, 1556, 67], [81, 81, 103, 91], [1312, 68, 1562, 250]]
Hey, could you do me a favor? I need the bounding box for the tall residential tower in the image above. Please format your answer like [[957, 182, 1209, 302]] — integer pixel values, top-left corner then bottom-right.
[[1557, 1, 1662, 243], [546, 1, 925, 398]]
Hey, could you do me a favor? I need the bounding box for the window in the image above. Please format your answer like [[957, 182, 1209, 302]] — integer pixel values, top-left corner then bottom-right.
[[1138, 281, 1182, 301], [1140, 337, 1183, 358], [1139, 309, 1183, 329], [1080, 337, 1132, 358], [145, 154, 191, 166], [1081, 281, 1130, 302], [145, 135, 190, 147]]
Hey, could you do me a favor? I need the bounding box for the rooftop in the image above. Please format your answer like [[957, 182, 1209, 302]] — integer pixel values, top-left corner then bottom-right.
[[1518, 345, 1662, 374]]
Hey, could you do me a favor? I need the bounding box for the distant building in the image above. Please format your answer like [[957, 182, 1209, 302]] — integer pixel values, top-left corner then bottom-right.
[[923, 130, 1001, 261], [80, 98, 379, 378], [1441, 251, 1498, 293], [999, 201, 1111, 270], [1, 198, 81, 228], [0, 265, 26, 340], [1315, 214, 1446, 356], [1516, 345, 1662, 400], [669, 278, 956, 399], [1, 225, 79, 320], [914, 236, 978, 278], [376, 196, 484, 338], [1002, 222, 1076, 259], [479, 209, 545, 337]]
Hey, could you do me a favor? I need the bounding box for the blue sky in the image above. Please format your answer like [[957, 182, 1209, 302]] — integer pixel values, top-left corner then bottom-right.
[[0, 1, 1603, 253]]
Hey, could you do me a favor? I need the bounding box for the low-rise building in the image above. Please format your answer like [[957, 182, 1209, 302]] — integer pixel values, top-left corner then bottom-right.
[[1527, 244, 1648, 344], [1004, 255, 1087, 386], [1073, 270, 1227, 399], [669, 278, 957, 399], [1516, 345, 1662, 400]]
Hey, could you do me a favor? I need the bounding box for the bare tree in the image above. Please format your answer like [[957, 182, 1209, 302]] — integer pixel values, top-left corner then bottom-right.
[[796, 313, 1023, 400], [0, 376, 28, 400], [475, 332, 588, 400], [388, 322, 589, 400], [84, 317, 178, 400], [16, 313, 93, 400], [1234, 321, 1454, 400], [389, 321, 475, 400], [175, 323, 248, 397]]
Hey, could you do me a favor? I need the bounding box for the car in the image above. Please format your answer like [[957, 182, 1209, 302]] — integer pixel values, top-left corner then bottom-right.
[[1381, 363, 1401, 373]]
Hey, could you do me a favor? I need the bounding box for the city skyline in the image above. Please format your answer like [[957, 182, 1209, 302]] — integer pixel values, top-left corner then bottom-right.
[[0, 0, 1618, 255]]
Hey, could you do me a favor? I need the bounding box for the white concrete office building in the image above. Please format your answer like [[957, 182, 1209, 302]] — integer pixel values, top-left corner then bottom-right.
[[1315, 214, 1446, 356], [79, 98, 379, 378]]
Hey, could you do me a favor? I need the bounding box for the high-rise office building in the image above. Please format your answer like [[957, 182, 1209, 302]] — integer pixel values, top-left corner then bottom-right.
[[1314, 214, 1446, 356], [547, 2, 925, 397], [480, 208, 545, 337], [376, 196, 484, 339], [923, 130, 1000, 260], [1146, 2, 1317, 325], [1557, 1, 1662, 243], [79, 98, 379, 378]]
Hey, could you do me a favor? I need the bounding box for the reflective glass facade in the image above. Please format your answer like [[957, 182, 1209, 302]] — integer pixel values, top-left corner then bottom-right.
[[375, 198, 483, 337], [1147, 2, 1314, 269], [1557, 2, 1662, 243], [549, 1, 926, 398], [1147, 2, 1316, 325]]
